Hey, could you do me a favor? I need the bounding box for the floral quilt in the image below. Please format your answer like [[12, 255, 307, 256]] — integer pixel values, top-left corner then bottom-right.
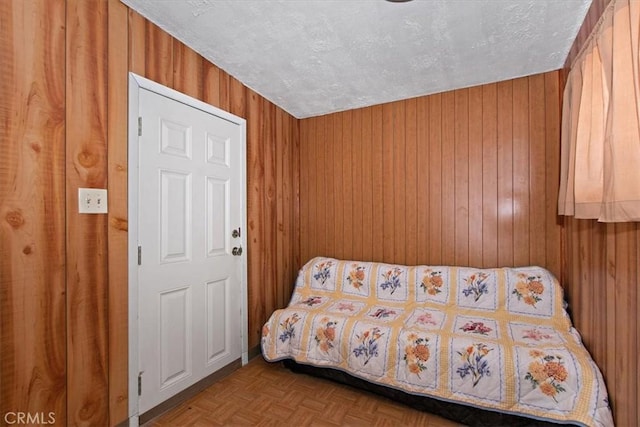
[[261, 257, 613, 427]]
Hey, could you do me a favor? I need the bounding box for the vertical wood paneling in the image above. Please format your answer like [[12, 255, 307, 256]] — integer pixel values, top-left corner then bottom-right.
[[316, 115, 328, 256], [218, 70, 231, 112], [299, 71, 562, 276], [306, 117, 318, 260], [544, 72, 563, 278], [416, 97, 430, 263], [172, 39, 202, 99], [66, 0, 109, 424], [128, 9, 146, 76], [332, 113, 344, 260], [428, 94, 443, 265], [107, 0, 129, 422], [381, 105, 394, 261], [441, 92, 456, 265], [528, 74, 546, 267], [245, 87, 271, 346], [361, 108, 374, 262], [343, 111, 355, 258], [405, 99, 418, 266], [512, 77, 530, 266], [276, 108, 286, 307], [9, 2, 638, 424], [454, 90, 469, 266], [497, 80, 514, 267], [229, 76, 247, 120], [0, 0, 66, 422], [468, 87, 483, 267], [564, 219, 639, 426], [482, 84, 498, 267], [293, 117, 302, 272], [202, 62, 221, 108], [145, 20, 173, 86], [352, 109, 364, 261], [392, 102, 406, 264], [604, 222, 617, 402], [371, 106, 384, 262], [3, 5, 300, 423], [265, 102, 278, 318], [325, 114, 336, 259], [284, 113, 295, 298]]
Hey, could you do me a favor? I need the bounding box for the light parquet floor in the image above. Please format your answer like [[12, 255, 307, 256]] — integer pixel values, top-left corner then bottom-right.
[[145, 357, 464, 427]]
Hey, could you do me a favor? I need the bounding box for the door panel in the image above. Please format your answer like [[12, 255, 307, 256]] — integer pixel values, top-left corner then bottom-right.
[[138, 87, 243, 414], [206, 177, 229, 256], [160, 170, 191, 262], [159, 287, 191, 387], [206, 278, 229, 362]]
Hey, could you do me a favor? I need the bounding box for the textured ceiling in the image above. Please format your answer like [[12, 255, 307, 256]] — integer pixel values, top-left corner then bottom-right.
[[121, 0, 592, 119]]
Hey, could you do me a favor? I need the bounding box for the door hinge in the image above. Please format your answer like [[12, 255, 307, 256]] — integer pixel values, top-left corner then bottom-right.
[[138, 373, 142, 396], [138, 245, 142, 266], [138, 116, 142, 136]]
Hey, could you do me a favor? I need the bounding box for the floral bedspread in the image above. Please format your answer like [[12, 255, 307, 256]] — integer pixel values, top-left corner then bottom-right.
[[261, 257, 613, 427]]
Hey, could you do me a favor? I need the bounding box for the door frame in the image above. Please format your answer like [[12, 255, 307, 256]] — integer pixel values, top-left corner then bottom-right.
[[127, 73, 248, 421]]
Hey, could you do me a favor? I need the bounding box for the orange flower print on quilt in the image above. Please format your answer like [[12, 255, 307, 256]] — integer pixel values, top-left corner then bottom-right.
[[525, 350, 568, 402], [513, 273, 545, 307]]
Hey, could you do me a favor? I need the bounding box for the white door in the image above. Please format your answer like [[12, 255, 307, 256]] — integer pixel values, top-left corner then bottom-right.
[[137, 87, 244, 413]]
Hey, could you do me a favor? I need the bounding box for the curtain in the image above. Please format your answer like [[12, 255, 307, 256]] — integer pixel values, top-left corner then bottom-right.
[[558, 0, 640, 222]]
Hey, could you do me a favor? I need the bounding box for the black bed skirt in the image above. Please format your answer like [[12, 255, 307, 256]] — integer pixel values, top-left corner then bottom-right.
[[282, 359, 575, 427]]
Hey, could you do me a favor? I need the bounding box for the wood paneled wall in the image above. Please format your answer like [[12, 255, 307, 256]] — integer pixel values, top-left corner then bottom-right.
[[563, 220, 639, 426], [299, 71, 563, 279], [1, 0, 299, 425], [3, 0, 635, 425], [560, 0, 638, 425], [1, 0, 67, 422]]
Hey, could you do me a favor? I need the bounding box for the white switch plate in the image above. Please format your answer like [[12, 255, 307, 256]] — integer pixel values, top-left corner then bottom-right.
[[78, 188, 108, 214]]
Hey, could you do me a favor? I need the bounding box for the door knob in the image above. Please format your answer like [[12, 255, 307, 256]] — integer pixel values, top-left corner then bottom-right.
[[232, 228, 241, 238], [232, 246, 243, 256]]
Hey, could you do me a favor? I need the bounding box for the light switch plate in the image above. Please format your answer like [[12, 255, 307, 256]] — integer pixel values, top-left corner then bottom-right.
[[78, 188, 108, 214]]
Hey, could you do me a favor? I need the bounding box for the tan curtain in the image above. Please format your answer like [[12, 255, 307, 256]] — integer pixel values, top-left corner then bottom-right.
[[559, 0, 640, 222]]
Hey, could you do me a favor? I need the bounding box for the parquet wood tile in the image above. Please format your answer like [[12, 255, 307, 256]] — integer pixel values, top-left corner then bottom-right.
[[145, 357, 463, 427]]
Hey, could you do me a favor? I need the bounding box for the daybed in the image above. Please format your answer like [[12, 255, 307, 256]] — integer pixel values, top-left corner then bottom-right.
[[261, 257, 613, 427]]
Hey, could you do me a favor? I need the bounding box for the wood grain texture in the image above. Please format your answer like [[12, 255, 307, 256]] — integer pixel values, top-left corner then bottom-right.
[[416, 97, 430, 264], [107, 0, 130, 422], [66, 0, 110, 424], [428, 94, 443, 265], [440, 92, 456, 265], [481, 84, 498, 268], [145, 20, 173, 87], [496, 80, 514, 268], [172, 39, 202, 99], [405, 99, 418, 267], [454, 89, 469, 266], [3, 4, 299, 424], [544, 72, 562, 279], [0, 0, 67, 422], [563, 219, 639, 426], [371, 106, 384, 262], [468, 86, 484, 268], [299, 72, 563, 279], [7, 1, 637, 425]]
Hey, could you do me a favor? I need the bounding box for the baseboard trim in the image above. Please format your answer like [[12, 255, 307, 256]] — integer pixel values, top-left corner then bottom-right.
[[139, 358, 242, 425], [247, 344, 262, 360]]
